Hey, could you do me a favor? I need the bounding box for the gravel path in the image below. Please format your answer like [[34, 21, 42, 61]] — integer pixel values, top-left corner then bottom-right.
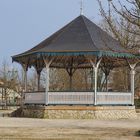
[[0, 117, 140, 140]]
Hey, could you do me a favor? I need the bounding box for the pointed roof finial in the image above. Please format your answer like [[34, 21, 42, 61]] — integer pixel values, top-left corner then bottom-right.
[[80, 0, 84, 15]]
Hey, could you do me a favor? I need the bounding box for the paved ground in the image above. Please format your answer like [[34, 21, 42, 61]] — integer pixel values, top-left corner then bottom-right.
[[0, 117, 140, 140]]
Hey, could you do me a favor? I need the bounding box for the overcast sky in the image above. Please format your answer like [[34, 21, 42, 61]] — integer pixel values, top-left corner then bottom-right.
[[0, 0, 120, 67]]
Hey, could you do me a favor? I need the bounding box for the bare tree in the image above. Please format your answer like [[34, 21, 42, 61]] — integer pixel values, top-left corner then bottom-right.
[[40, 68, 93, 91], [0, 60, 21, 108], [97, 0, 140, 50], [97, 0, 140, 93]]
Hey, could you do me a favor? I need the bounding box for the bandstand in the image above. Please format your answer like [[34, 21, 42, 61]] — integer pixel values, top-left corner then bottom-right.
[[12, 15, 138, 119]]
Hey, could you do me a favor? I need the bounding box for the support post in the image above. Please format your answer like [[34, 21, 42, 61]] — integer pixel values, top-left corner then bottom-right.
[[127, 61, 137, 106], [22, 64, 28, 92], [94, 67, 98, 105], [90, 58, 102, 105], [43, 58, 53, 105], [46, 65, 49, 94], [21, 64, 28, 107], [130, 68, 135, 105]]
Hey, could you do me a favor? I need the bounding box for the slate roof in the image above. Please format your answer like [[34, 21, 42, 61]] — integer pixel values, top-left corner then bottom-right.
[[12, 15, 135, 64]]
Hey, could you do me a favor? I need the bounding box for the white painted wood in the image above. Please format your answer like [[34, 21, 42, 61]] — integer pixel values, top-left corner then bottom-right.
[[43, 58, 53, 105], [22, 65, 28, 92], [45, 67, 49, 105], [24, 91, 133, 105], [130, 69, 135, 105], [94, 67, 98, 105], [48, 92, 94, 104], [90, 58, 102, 105], [97, 92, 132, 105], [127, 61, 137, 106], [24, 92, 46, 104]]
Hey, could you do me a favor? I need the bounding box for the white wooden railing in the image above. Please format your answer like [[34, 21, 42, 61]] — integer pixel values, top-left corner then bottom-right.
[[24, 92, 46, 104], [24, 91, 133, 105], [48, 92, 94, 105], [97, 92, 132, 105]]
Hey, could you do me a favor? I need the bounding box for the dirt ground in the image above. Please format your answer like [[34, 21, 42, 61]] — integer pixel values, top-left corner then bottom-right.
[[0, 117, 140, 140]]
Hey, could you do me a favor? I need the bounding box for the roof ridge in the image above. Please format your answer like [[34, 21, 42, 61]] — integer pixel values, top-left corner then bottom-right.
[[82, 16, 121, 52], [81, 16, 100, 52], [82, 16, 125, 53]]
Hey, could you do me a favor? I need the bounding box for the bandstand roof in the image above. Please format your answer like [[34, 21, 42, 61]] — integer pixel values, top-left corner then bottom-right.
[[12, 15, 136, 69]]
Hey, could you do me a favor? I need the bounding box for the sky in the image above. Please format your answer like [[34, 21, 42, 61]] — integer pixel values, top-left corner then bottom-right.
[[0, 0, 119, 68]]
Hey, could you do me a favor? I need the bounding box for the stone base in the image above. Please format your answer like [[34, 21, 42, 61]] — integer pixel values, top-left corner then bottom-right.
[[22, 105, 137, 120]]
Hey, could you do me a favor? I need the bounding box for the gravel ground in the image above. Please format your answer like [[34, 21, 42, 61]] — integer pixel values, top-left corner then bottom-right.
[[0, 117, 140, 140]]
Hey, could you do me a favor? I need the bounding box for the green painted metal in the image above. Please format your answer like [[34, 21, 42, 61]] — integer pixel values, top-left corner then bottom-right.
[[12, 51, 137, 63], [29, 51, 136, 58]]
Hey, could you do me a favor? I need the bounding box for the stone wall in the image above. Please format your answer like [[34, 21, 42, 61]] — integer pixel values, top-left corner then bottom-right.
[[22, 105, 137, 120], [22, 105, 45, 118]]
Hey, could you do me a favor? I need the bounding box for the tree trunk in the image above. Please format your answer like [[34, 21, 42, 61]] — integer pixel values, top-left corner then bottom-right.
[[69, 75, 72, 91], [37, 72, 41, 91], [4, 88, 8, 109], [105, 75, 108, 92]]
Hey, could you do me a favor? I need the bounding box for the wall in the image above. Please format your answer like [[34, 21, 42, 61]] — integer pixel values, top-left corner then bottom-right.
[[21, 105, 137, 120]]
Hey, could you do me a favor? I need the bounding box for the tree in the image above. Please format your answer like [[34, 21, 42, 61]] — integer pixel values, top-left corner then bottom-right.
[[97, 0, 140, 93], [0, 60, 21, 108], [98, 0, 140, 50]]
